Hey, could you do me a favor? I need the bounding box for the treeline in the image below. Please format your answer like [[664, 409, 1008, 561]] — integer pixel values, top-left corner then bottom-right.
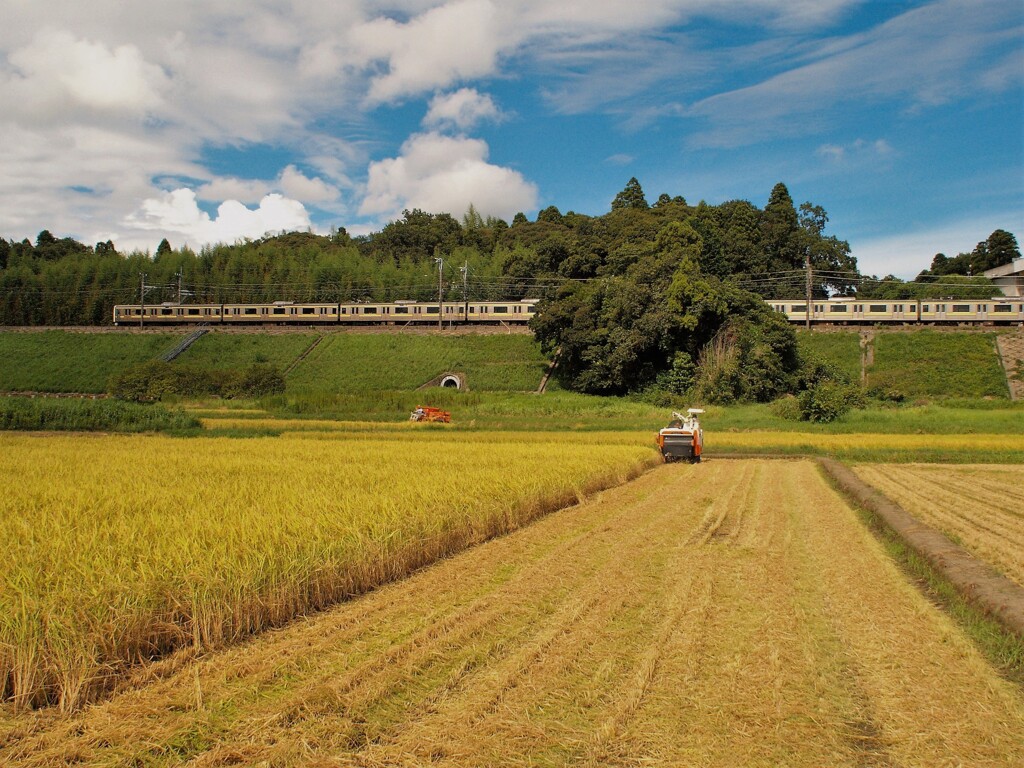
[[855, 228, 1020, 299], [1, 179, 859, 326]]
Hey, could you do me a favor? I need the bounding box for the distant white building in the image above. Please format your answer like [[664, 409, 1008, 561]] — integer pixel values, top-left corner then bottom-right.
[[984, 258, 1024, 297]]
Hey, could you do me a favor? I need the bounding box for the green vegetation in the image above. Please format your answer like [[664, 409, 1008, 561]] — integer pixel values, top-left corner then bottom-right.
[[0, 396, 200, 432], [175, 332, 317, 371], [869, 331, 1008, 399], [0, 331, 176, 393], [797, 330, 862, 383], [110, 361, 286, 402], [287, 333, 551, 393]]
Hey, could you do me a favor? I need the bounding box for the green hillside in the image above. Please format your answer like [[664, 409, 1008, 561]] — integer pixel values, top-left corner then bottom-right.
[[796, 331, 862, 383], [287, 333, 551, 393], [869, 331, 1008, 399], [0, 331, 177, 393], [175, 333, 317, 371]]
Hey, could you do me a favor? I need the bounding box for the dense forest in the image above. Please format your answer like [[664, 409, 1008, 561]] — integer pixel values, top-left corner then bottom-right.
[[1, 179, 1018, 399]]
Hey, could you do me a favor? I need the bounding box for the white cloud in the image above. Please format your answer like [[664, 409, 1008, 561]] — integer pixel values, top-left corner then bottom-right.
[[423, 88, 503, 131], [605, 154, 634, 165], [123, 188, 312, 248], [360, 132, 537, 221], [353, 0, 503, 103], [195, 178, 271, 205], [4, 30, 169, 119], [278, 165, 341, 204], [851, 214, 1021, 279], [816, 138, 893, 162]]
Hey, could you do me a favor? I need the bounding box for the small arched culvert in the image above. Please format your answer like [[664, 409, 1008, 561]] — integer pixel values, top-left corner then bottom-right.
[[418, 372, 468, 391]]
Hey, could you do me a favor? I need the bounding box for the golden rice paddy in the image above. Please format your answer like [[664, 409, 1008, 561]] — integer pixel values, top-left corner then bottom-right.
[[0, 431, 655, 711], [3, 460, 1021, 766], [853, 463, 1024, 586], [710, 430, 1024, 453]]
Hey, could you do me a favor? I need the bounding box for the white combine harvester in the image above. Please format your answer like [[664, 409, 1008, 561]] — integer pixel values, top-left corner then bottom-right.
[[656, 408, 704, 463]]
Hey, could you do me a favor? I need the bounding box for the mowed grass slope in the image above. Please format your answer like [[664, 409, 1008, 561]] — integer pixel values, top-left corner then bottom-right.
[[4, 460, 1021, 766], [869, 330, 1008, 398], [0, 331, 176, 393], [796, 330, 862, 382], [174, 332, 317, 371], [287, 333, 552, 392]]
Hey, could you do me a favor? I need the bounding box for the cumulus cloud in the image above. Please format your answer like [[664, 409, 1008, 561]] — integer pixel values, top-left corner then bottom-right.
[[360, 132, 537, 221], [124, 188, 311, 247], [4, 30, 169, 120], [423, 88, 503, 131], [195, 178, 271, 205], [278, 165, 341, 204]]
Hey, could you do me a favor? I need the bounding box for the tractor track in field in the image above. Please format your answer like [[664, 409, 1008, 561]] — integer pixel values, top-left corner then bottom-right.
[[2, 459, 1023, 767]]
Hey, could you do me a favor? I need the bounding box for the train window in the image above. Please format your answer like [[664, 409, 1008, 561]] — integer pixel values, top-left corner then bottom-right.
[[479, 306, 487, 313], [921, 305, 930, 313], [976, 304, 987, 312], [895, 304, 903, 313], [994, 304, 1013, 312], [952, 304, 970, 313], [301, 307, 314, 315], [244, 308, 257, 315], [330, 308, 337, 314], [937, 304, 946, 312], [187, 308, 199, 316], [161, 308, 173, 316], [362, 307, 377, 314], [394, 306, 409, 314], [261, 308, 268, 314], [526, 305, 536, 313], [468, 306, 476, 313], [273, 307, 285, 315], [426, 306, 439, 313], [340, 307, 347, 314], [790, 304, 807, 312], [829, 305, 848, 312], [493, 306, 509, 313], [868, 305, 887, 313]]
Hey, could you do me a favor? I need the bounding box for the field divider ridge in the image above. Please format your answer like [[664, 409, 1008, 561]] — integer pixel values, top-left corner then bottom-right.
[[818, 456, 1024, 638]]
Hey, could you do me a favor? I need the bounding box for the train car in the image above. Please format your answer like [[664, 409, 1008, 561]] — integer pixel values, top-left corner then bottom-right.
[[113, 303, 223, 325], [773, 299, 919, 324], [114, 299, 541, 326]]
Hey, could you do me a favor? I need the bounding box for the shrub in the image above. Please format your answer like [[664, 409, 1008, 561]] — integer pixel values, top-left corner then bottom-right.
[[110, 362, 285, 401], [798, 381, 859, 423], [769, 394, 803, 421]]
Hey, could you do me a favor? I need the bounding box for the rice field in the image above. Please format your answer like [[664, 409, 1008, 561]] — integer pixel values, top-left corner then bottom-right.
[[852, 464, 1024, 587], [0, 431, 656, 711], [3, 460, 1021, 766]]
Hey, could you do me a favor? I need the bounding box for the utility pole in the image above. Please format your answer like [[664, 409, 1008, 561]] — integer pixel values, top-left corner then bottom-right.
[[435, 256, 444, 330], [460, 262, 469, 323], [804, 249, 812, 332], [140, 273, 147, 329]]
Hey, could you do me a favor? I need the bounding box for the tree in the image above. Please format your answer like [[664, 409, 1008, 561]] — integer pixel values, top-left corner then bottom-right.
[[761, 182, 800, 271], [611, 177, 649, 211], [985, 229, 1020, 270], [156, 238, 172, 257]]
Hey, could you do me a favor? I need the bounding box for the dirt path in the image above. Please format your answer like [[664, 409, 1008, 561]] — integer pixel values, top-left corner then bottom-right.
[[2, 460, 1022, 766]]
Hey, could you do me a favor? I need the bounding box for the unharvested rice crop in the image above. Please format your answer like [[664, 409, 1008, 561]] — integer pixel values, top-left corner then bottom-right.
[[710, 430, 1024, 454], [853, 463, 1024, 586], [0, 432, 655, 711]]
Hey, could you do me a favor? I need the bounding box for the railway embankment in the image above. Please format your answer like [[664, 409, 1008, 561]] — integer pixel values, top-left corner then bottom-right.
[[996, 331, 1024, 400]]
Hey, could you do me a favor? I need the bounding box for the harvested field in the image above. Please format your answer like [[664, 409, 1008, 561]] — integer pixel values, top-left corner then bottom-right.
[[853, 464, 1024, 587], [2, 459, 1021, 766]]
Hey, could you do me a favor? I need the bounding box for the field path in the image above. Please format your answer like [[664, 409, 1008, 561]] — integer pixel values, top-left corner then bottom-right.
[[2, 459, 1022, 766]]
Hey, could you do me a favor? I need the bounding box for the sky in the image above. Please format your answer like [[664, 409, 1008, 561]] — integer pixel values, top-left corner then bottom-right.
[[0, 0, 1021, 279]]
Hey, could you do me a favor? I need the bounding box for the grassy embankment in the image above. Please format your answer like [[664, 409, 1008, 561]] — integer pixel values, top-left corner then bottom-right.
[[0, 331, 177, 393], [0, 397, 199, 432]]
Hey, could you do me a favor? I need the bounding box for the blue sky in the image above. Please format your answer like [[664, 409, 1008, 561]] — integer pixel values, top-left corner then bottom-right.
[[0, 0, 1020, 278]]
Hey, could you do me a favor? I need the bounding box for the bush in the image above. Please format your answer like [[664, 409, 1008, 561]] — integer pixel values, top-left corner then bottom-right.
[[0, 396, 200, 432], [769, 394, 803, 421], [798, 381, 860, 423]]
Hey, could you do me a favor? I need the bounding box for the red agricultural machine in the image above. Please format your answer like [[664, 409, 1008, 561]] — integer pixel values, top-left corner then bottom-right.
[[410, 405, 451, 423], [656, 408, 704, 463]]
